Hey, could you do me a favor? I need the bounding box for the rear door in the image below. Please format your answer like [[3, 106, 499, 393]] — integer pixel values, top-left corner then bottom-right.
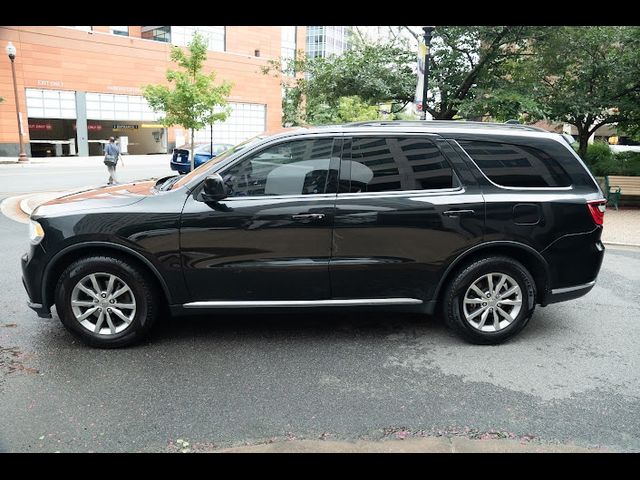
[[329, 134, 485, 304]]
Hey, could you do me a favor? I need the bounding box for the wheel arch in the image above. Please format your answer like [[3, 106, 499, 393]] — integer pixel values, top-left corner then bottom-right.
[[432, 241, 551, 311], [43, 242, 172, 310]]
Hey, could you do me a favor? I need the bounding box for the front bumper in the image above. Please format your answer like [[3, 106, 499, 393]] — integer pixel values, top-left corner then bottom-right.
[[22, 251, 52, 318]]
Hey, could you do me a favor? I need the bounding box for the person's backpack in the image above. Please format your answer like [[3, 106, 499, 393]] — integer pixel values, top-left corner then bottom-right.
[[104, 143, 119, 167]]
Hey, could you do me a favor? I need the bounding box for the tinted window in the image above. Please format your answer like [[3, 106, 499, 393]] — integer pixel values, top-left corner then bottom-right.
[[221, 138, 334, 197], [458, 140, 572, 188], [347, 137, 455, 193]]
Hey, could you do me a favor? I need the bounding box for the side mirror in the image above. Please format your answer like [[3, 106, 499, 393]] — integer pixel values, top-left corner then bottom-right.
[[200, 173, 227, 202]]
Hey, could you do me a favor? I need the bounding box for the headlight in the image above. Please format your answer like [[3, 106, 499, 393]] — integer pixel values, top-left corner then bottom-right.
[[29, 220, 45, 245]]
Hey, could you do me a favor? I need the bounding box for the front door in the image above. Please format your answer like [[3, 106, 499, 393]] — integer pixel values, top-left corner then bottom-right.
[[330, 135, 485, 303], [180, 136, 341, 301]]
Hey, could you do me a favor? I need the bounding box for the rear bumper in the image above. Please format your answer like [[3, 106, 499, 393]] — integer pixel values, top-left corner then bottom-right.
[[544, 280, 597, 305], [170, 161, 190, 174], [539, 227, 604, 306]]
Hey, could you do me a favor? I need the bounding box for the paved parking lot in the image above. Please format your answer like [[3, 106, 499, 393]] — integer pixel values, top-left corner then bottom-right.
[[0, 206, 638, 452]]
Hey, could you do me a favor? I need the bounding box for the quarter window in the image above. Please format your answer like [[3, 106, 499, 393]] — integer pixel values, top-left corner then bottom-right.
[[458, 140, 572, 188], [346, 137, 456, 193], [222, 138, 335, 197]]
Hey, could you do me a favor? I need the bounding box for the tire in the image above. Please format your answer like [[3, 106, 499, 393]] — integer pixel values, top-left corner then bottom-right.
[[54, 255, 160, 348], [442, 256, 536, 345]]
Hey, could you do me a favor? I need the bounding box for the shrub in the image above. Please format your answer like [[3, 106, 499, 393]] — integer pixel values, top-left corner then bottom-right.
[[577, 141, 640, 176], [615, 151, 640, 176]]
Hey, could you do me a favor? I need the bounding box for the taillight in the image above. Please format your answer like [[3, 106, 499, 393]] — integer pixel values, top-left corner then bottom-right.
[[587, 199, 606, 226]]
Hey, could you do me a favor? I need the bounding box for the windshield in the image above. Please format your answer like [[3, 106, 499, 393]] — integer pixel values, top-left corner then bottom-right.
[[170, 135, 265, 190]]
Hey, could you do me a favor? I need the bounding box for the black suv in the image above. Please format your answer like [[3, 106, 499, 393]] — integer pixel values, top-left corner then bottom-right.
[[22, 121, 606, 347]]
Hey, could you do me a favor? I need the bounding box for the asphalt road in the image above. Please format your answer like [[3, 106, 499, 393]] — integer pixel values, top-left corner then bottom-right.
[[0, 164, 639, 452]]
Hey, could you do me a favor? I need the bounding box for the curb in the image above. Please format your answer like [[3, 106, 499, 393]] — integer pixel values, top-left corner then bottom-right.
[[602, 241, 640, 249]]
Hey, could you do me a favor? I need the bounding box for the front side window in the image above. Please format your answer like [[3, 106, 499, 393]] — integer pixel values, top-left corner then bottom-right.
[[221, 138, 335, 197], [458, 140, 572, 188], [345, 137, 456, 193]]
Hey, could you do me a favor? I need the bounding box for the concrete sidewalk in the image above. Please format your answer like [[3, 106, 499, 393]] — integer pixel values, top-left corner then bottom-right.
[[0, 154, 170, 167], [601, 208, 640, 247], [173, 437, 606, 453]]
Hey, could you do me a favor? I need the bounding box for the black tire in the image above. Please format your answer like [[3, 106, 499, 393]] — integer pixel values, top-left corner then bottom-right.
[[54, 255, 160, 348], [442, 256, 536, 345]]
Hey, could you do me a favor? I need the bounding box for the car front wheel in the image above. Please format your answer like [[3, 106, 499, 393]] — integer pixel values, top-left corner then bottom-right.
[[443, 256, 536, 345], [54, 255, 160, 348]]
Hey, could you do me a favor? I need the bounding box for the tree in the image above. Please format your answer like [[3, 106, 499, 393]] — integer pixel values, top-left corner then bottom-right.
[[400, 26, 549, 120], [143, 32, 233, 171], [262, 42, 415, 126], [522, 26, 640, 159]]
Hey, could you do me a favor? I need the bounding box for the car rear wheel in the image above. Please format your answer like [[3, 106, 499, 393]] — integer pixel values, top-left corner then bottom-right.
[[443, 256, 536, 345], [55, 255, 160, 348]]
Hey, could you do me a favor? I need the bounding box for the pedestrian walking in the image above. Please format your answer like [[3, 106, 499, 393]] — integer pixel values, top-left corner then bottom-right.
[[103, 137, 121, 185]]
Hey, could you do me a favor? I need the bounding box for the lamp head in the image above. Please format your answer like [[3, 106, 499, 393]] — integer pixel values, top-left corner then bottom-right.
[[6, 41, 17, 60]]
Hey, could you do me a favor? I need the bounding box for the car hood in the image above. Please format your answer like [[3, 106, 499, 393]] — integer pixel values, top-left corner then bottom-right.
[[31, 180, 158, 218]]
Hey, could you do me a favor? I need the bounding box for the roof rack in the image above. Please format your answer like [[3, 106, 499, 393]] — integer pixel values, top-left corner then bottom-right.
[[343, 120, 548, 133]]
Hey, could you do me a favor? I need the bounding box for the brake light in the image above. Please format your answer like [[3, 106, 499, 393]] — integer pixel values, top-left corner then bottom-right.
[[587, 199, 606, 225]]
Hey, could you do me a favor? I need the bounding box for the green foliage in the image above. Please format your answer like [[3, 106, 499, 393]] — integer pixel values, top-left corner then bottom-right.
[[523, 26, 639, 158], [307, 96, 382, 125], [426, 26, 550, 120], [580, 142, 640, 176], [262, 44, 414, 126], [306, 43, 416, 111], [142, 32, 233, 168]]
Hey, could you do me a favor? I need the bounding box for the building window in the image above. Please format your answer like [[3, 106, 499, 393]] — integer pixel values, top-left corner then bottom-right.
[[66, 26, 92, 32], [193, 103, 266, 146], [141, 26, 171, 43], [281, 26, 297, 74], [86, 93, 161, 121], [110, 26, 129, 36], [171, 26, 225, 52], [26, 89, 77, 119]]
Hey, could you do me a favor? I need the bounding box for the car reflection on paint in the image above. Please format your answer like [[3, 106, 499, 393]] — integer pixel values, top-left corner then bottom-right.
[[170, 142, 234, 174]]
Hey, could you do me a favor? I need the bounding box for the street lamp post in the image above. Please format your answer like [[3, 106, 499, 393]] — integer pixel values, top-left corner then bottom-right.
[[6, 42, 29, 163], [421, 26, 435, 121]]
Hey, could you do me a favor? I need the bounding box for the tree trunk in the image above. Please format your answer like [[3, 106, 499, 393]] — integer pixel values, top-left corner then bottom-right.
[[190, 128, 195, 172], [433, 110, 456, 120], [577, 131, 590, 160]]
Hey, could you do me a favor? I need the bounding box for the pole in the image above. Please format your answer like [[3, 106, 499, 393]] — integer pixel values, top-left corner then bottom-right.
[[421, 26, 435, 121], [9, 56, 28, 162]]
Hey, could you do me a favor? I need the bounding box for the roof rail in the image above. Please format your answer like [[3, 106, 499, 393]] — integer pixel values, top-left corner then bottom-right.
[[343, 120, 548, 133]]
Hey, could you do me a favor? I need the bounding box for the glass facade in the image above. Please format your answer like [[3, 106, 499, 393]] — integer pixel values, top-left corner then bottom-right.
[[141, 26, 225, 51], [110, 26, 129, 36], [85, 93, 161, 121], [281, 26, 297, 74], [26, 89, 77, 119], [306, 26, 351, 58], [193, 103, 266, 146], [141, 26, 171, 43]]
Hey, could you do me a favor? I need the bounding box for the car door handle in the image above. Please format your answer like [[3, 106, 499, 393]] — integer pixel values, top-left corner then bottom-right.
[[291, 213, 325, 221], [443, 209, 475, 217]]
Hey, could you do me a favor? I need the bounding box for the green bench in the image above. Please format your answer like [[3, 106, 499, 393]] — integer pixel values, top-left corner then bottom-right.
[[604, 175, 640, 210]]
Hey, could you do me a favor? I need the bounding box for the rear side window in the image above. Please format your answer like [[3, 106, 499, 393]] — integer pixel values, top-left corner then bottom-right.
[[458, 140, 572, 188], [346, 137, 456, 193]]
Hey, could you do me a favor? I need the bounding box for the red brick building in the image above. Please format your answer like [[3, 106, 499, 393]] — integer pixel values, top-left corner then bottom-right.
[[0, 26, 304, 156]]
